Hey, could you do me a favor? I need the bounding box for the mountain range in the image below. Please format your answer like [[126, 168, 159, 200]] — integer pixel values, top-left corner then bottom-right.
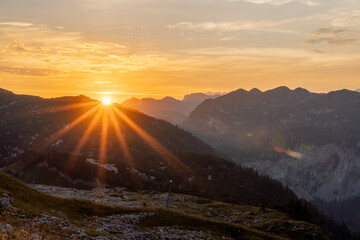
[[0, 88, 294, 208], [182, 86, 360, 232], [122, 92, 222, 124]]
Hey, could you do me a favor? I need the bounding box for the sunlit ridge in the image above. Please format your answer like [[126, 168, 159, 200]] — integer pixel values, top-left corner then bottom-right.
[[109, 109, 134, 166], [97, 109, 109, 185]]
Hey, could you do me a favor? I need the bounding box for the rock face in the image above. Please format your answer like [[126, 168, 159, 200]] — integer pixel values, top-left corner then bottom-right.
[[122, 93, 222, 124], [182, 87, 360, 230], [245, 144, 360, 201]]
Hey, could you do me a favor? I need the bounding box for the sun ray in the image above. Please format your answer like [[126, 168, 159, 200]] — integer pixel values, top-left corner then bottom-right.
[[40, 104, 101, 148], [97, 108, 109, 186], [61, 107, 104, 175], [38, 101, 98, 114], [109, 108, 143, 189], [99, 109, 109, 164], [73, 108, 104, 154], [112, 106, 195, 175], [109, 108, 134, 167]]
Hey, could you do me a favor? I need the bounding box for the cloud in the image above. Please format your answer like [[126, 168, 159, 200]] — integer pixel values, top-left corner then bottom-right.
[[303, 25, 359, 45], [166, 47, 317, 62], [304, 27, 358, 45], [168, 15, 328, 35], [0, 20, 165, 78], [168, 20, 296, 34], [7, 41, 27, 53], [332, 11, 360, 27], [218, 36, 238, 41], [228, 0, 318, 6], [162, 46, 360, 70], [311, 28, 347, 36], [79, 0, 126, 9], [0, 22, 33, 27], [311, 49, 325, 54], [303, 37, 357, 45], [0, 66, 61, 77]]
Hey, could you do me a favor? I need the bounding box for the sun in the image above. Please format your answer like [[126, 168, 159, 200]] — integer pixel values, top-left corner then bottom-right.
[[102, 98, 112, 105]]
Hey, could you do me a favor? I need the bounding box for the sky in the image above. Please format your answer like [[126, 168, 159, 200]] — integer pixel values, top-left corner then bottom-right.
[[0, 0, 359, 102]]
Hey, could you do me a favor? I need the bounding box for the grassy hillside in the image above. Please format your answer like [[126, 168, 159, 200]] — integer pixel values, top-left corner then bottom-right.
[[0, 171, 326, 239]]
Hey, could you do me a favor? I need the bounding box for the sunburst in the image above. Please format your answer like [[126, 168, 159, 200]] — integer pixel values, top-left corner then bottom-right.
[[102, 98, 112, 105], [39, 98, 195, 188]]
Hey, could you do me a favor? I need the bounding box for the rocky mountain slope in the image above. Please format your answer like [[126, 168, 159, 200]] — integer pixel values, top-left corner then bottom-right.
[[0, 171, 327, 239], [245, 144, 360, 201], [122, 92, 222, 124], [182, 87, 360, 231]]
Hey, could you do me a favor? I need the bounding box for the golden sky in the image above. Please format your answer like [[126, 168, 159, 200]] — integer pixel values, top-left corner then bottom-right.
[[0, 0, 359, 102]]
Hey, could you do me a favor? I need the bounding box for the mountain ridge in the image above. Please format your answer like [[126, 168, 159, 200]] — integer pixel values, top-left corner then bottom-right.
[[182, 86, 360, 231]]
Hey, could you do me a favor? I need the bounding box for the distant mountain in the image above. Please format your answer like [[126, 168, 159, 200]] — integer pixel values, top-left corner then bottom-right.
[[183, 86, 360, 231], [122, 92, 222, 124], [183, 92, 223, 104], [0, 88, 296, 208]]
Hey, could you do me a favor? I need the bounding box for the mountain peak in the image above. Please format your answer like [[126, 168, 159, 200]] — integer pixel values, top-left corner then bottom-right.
[[266, 86, 291, 94], [128, 97, 139, 101], [162, 96, 178, 102], [327, 89, 360, 98], [249, 88, 262, 94], [183, 93, 209, 102], [235, 88, 248, 93], [0, 88, 15, 95], [294, 87, 309, 94], [121, 97, 140, 106], [330, 89, 357, 94]]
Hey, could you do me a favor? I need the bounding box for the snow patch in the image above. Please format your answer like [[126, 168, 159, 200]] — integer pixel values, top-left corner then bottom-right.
[[86, 158, 118, 174]]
